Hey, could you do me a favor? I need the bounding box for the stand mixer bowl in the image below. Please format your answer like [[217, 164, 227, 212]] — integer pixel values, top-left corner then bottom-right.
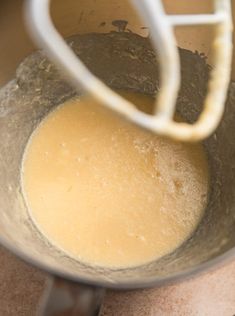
[[1, 0, 235, 314]]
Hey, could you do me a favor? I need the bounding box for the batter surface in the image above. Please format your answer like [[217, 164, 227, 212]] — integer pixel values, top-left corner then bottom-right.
[[21, 91, 209, 268]]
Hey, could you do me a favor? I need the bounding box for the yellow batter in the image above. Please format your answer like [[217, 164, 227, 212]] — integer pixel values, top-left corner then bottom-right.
[[21, 91, 209, 268]]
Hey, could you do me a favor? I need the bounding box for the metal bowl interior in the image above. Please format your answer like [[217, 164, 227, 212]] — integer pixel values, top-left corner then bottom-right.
[[0, 0, 235, 289]]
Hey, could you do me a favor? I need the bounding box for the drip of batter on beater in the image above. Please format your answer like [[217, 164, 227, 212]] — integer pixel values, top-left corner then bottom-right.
[[21, 90, 209, 268]]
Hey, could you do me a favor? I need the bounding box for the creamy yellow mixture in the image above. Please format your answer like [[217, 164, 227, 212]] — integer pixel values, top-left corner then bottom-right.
[[21, 91, 209, 268]]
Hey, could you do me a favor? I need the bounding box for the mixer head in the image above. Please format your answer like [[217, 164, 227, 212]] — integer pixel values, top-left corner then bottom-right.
[[25, 0, 233, 142]]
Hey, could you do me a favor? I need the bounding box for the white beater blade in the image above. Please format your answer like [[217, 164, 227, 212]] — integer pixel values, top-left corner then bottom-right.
[[25, 0, 233, 141]]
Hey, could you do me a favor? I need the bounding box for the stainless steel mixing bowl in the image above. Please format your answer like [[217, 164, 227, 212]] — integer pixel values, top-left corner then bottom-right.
[[1, 1, 235, 315]]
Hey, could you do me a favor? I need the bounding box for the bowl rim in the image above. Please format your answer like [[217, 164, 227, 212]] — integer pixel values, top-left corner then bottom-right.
[[0, 232, 235, 289]]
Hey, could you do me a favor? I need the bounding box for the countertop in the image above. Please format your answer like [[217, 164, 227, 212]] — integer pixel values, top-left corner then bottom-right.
[[1, 246, 235, 315]]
